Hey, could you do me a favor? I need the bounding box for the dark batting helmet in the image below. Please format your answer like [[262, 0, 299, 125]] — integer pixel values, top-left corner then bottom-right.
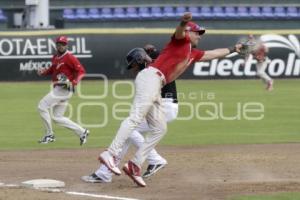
[[126, 48, 151, 70]]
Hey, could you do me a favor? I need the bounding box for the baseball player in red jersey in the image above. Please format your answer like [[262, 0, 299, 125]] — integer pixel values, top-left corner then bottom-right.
[[99, 13, 243, 187], [245, 35, 273, 91], [37, 36, 89, 145]]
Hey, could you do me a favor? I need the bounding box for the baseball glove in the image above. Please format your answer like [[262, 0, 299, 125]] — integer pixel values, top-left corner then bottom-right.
[[56, 73, 72, 90], [239, 40, 257, 56]]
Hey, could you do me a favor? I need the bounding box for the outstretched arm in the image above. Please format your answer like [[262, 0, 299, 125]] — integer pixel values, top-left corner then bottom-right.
[[200, 44, 243, 61], [174, 12, 192, 40]]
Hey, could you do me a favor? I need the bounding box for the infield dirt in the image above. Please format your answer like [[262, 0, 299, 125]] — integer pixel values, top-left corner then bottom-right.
[[1, 144, 300, 200]]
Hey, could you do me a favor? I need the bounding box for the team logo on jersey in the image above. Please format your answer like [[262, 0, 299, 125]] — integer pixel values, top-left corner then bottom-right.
[[56, 63, 64, 69]]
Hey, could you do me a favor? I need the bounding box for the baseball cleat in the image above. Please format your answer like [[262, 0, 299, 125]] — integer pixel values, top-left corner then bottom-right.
[[99, 151, 121, 176], [81, 173, 106, 183], [142, 163, 167, 178], [123, 160, 146, 187], [80, 129, 90, 146], [38, 134, 55, 144]]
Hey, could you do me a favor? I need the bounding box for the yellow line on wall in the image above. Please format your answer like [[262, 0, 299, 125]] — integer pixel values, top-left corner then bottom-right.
[[0, 28, 299, 36]]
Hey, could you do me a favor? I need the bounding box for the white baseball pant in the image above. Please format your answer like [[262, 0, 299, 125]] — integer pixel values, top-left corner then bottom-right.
[[256, 57, 272, 83], [38, 86, 85, 137], [108, 67, 167, 167], [95, 99, 178, 182]]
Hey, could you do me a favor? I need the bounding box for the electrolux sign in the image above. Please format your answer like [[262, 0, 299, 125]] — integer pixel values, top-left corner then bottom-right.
[[192, 34, 300, 78]]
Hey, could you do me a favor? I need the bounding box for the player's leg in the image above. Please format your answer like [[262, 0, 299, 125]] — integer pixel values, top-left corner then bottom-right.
[[143, 100, 178, 177], [81, 161, 114, 183], [83, 100, 175, 183], [124, 98, 167, 186], [143, 148, 167, 178], [52, 101, 89, 145], [83, 119, 165, 184], [163, 99, 179, 123], [99, 68, 162, 177], [38, 92, 54, 135], [144, 101, 178, 164], [82, 139, 132, 183], [52, 101, 85, 136], [256, 59, 271, 83], [256, 58, 273, 90], [130, 128, 166, 165], [51, 87, 89, 145], [37, 87, 63, 143]]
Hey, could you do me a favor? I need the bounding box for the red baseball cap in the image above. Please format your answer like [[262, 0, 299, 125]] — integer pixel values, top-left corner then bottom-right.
[[186, 22, 205, 35], [55, 36, 68, 44]]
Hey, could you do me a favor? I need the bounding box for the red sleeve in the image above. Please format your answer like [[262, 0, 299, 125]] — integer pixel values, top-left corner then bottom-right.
[[192, 49, 205, 61], [69, 54, 85, 85]]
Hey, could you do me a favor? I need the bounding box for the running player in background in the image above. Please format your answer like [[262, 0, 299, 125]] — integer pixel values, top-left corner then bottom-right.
[[81, 45, 178, 183], [245, 35, 274, 91], [37, 36, 89, 145]]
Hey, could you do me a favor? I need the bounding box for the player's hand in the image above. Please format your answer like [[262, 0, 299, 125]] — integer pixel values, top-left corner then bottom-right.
[[71, 80, 78, 86], [37, 68, 46, 76], [182, 12, 192, 22], [144, 44, 156, 53], [235, 43, 243, 54]]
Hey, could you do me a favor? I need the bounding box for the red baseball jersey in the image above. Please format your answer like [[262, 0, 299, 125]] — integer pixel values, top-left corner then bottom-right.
[[151, 34, 205, 83], [42, 51, 85, 85]]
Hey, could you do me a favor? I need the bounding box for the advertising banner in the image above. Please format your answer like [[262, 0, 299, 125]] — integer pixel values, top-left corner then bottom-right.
[[0, 29, 299, 80]]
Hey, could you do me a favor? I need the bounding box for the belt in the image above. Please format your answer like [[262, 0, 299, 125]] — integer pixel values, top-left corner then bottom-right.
[[155, 71, 166, 86], [156, 71, 163, 77]]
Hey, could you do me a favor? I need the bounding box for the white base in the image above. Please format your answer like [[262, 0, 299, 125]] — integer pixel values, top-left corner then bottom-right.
[[22, 179, 65, 188]]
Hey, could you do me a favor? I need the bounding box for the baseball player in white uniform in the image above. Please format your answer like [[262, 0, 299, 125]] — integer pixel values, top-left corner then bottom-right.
[[244, 35, 273, 91], [37, 36, 89, 145], [82, 45, 178, 183]]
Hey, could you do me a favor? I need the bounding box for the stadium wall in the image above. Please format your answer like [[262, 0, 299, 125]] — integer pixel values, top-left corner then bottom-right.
[[61, 20, 300, 30], [1, 0, 299, 9], [0, 28, 299, 81]]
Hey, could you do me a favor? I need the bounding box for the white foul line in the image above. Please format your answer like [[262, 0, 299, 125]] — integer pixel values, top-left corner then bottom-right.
[[66, 191, 141, 200], [0, 182, 141, 200]]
